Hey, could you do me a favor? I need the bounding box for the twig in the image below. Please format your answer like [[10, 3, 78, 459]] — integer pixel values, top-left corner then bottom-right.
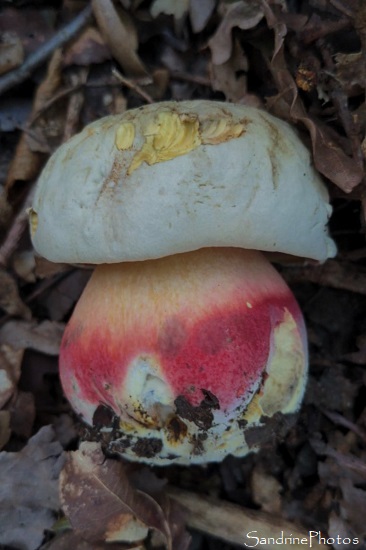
[[171, 71, 211, 87], [283, 260, 366, 295], [63, 68, 89, 142], [0, 5, 93, 97], [112, 68, 154, 104], [329, 0, 356, 18], [0, 187, 35, 268], [321, 409, 366, 444], [168, 487, 330, 550]]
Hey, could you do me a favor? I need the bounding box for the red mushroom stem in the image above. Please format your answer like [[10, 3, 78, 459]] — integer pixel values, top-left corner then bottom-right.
[[60, 247, 307, 463]]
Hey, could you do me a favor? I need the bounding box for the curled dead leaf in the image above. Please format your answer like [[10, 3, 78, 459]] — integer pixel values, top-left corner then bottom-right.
[[0, 426, 65, 550], [6, 390, 35, 440], [0, 320, 64, 355], [208, 1, 264, 65], [0, 410, 11, 450], [60, 442, 190, 549], [339, 479, 366, 536], [0, 343, 23, 409], [6, 49, 63, 191], [210, 38, 249, 103], [0, 268, 31, 319], [0, 31, 24, 75], [335, 52, 366, 96], [92, 0, 149, 79], [63, 27, 111, 67], [151, 0, 190, 21], [189, 0, 216, 33], [261, 0, 363, 192]]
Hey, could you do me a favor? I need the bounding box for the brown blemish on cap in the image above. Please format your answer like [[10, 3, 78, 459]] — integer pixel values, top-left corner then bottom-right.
[[97, 158, 124, 201]]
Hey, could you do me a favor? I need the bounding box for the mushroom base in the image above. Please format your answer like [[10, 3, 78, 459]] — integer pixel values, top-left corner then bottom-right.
[[59, 248, 308, 465]]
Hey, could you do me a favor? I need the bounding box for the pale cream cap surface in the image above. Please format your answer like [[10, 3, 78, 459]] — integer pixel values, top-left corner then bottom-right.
[[30, 101, 336, 263]]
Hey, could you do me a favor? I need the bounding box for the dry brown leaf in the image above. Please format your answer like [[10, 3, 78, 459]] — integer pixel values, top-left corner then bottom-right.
[[0, 8, 55, 57], [60, 442, 190, 549], [151, 0, 190, 21], [0, 425, 65, 550], [92, 0, 148, 78], [0, 410, 11, 450], [44, 269, 90, 321], [40, 530, 124, 550], [0, 31, 24, 75], [312, 439, 366, 480], [34, 256, 71, 278], [7, 390, 35, 439], [335, 52, 365, 96], [210, 38, 249, 102], [6, 49, 63, 191], [12, 250, 37, 283], [189, 0, 216, 33], [328, 512, 358, 547], [208, 1, 264, 65], [0, 343, 23, 408], [63, 26, 111, 67], [0, 190, 12, 231], [251, 465, 282, 514], [339, 479, 366, 536], [0, 268, 31, 319], [0, 319, 64, 355], [261, 1, 363, 192], [343, 332, 366, 364]]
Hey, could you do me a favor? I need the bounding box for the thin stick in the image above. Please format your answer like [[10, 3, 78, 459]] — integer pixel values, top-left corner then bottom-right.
[[0, 187, 35, 268], [112, 68, 154, 104], [168, 487, 330, 550], [0, 5, 93, 96]]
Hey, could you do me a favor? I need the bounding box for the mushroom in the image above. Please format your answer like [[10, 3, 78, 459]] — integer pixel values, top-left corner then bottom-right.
[[29, 101, 336, 465]]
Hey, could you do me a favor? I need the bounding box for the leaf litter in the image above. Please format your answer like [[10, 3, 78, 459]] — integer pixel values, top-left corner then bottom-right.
[[0, 0, 365, 549]]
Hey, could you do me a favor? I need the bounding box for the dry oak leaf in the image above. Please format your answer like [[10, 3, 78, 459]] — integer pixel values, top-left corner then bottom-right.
[[151, 0, 190, 21], [0, 425, 65, 550], [210, 37, 250, 103], [0, 343, 23, 409], [0, 31, 24, 75], [40, 530, 126, 550], [0, 319, 64, 355], [189, 0, 216, 33], [261, 0, 363, 192], [339, 478, 366, 537], [92, 0, 148, 79], [0, 268, 31, 319], [60, 442, 190, 549], [0, 410, 10, 450], [63, 26, 111, 67], [208, 1, 264, 65]]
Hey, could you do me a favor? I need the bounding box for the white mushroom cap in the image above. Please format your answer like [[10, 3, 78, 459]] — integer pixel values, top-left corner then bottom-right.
[[30, 100, 336, 263]]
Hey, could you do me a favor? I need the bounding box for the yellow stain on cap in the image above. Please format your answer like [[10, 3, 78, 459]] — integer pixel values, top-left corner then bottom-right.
[[127, 108, 246, 175], [200, 118, 245, 145], [115, 121, 135, 150], [128, 111, 201, 175], [28, 208, 38, 237]]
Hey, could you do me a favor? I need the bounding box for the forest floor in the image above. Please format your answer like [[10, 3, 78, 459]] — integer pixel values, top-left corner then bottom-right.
[[0, 1, 366, 549]]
